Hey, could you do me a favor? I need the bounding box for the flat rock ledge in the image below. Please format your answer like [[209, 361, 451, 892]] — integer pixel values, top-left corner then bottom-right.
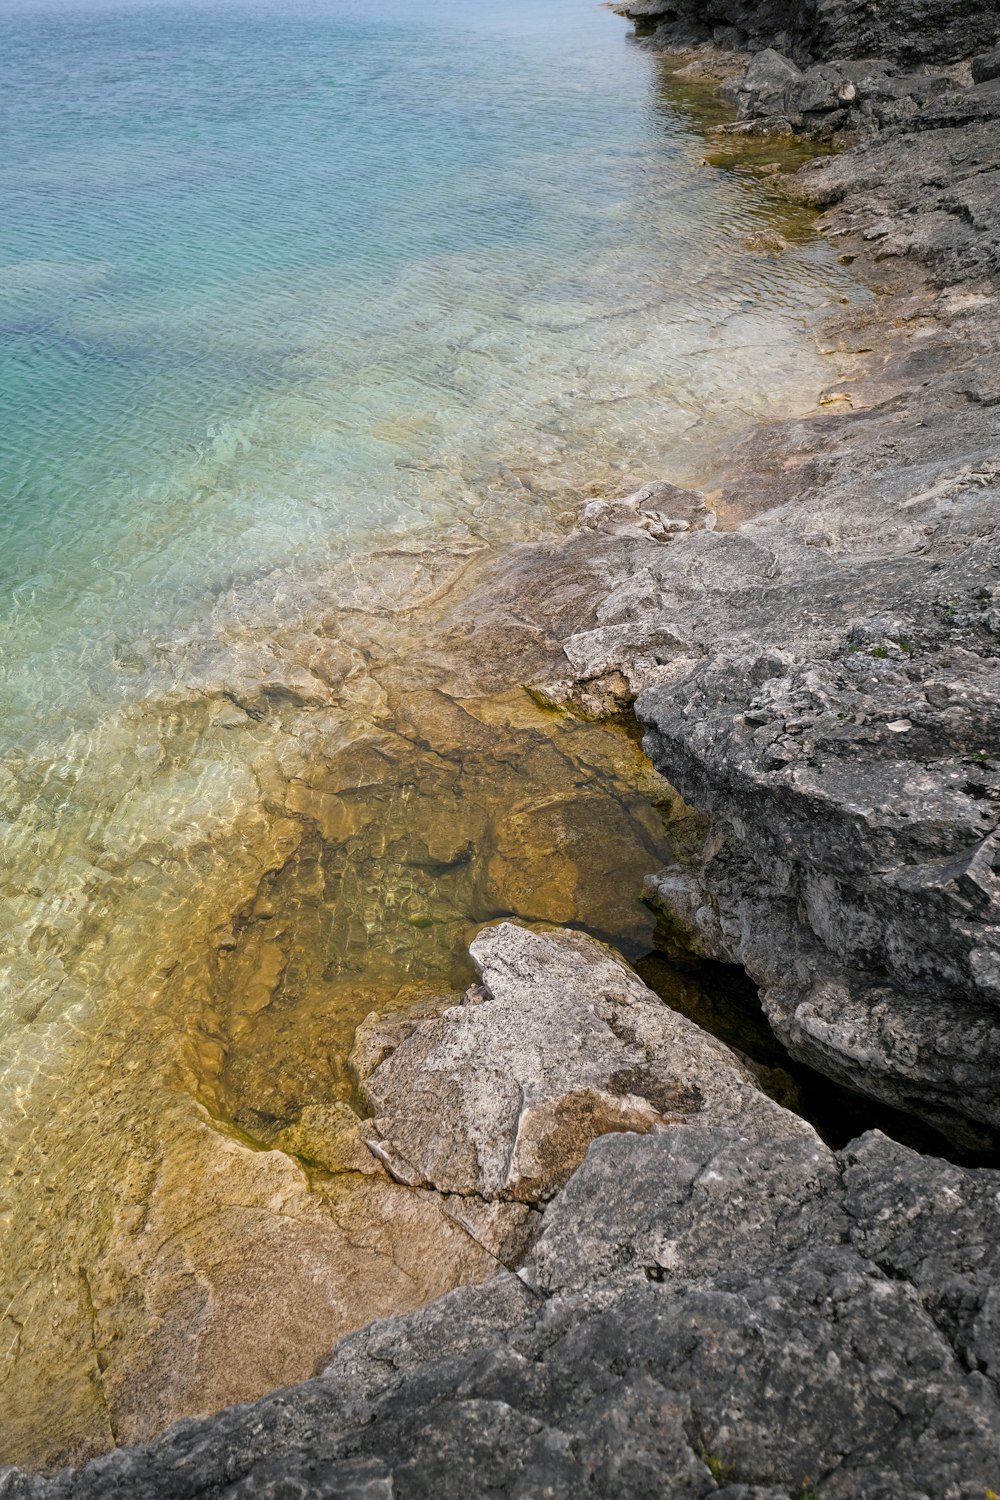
[[6, 925, 1000, 1498]]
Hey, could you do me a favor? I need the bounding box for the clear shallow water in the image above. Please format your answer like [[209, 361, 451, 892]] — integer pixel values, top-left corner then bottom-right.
[[0, 0, 866, 1466], [0, 0, 856, 745]]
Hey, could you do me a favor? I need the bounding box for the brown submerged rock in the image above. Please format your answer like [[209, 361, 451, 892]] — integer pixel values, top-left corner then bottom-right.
[[67, 1103, 501, 1452], [0, 521, 690, 1469]]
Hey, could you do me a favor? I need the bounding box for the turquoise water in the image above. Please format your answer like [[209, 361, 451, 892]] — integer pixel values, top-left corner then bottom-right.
[[0, 4, 871, 1459], [0, 0, 857, 748]]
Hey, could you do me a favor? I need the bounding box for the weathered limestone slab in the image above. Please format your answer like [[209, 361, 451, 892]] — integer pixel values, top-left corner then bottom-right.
[[13, 1129, 1000, 1498], [353, 922, 808, 1203]]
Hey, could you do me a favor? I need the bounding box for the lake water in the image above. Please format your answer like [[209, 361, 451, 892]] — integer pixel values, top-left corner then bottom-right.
[[0, 0, 854, 746], [0, 0, 861, 1468]]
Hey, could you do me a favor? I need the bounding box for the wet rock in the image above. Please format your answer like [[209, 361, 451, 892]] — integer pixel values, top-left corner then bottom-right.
[[273, 1102, 385, 1176], [482, 788, 676, 940], [740, 228, 788, 253], [63, 1105, 500, 1453]]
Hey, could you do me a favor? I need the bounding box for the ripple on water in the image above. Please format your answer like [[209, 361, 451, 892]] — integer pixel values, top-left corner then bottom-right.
[[0, 0, 865, 1467]]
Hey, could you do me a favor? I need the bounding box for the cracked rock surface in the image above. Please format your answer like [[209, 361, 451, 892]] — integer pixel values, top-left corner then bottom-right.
[[616, 0, 1000, 69], [562, 7, 1000, 1152], [354, 923, 806, 1204], [9, 1115, 1000, 1498], [6, 926, 1000, 1498]]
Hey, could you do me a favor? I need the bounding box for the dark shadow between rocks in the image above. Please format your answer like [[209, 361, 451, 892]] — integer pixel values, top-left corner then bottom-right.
[[635, 950, 1000, 1167]]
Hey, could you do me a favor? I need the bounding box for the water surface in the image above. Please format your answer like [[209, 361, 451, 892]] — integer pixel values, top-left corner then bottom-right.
[[0, 0, 862, 1467], [0, 0, 854, 743]]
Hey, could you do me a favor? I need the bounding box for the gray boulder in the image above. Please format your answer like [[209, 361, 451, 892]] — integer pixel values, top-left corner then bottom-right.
[[730, 51, 974, 139], [973, 46, 1000, 84], [353, 922, 806, 1203], [735, 46, 803, 121]]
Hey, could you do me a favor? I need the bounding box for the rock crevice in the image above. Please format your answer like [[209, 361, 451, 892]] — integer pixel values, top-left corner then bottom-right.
[[10, 932, 1000, 1498]]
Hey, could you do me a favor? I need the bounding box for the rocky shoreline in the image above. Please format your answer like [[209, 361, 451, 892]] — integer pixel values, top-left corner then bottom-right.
[[7, 931, 1000, 1497], [4, 1, 1000, 1494]]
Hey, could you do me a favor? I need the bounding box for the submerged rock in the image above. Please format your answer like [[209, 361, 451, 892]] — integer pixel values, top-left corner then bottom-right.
[[49, 1105, 501, 1456], [579, 481, 715, 542]]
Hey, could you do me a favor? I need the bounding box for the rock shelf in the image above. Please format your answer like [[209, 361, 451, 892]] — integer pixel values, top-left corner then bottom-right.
[[7, 928, 1000, 1497], [5, 0, 1000, 1492]]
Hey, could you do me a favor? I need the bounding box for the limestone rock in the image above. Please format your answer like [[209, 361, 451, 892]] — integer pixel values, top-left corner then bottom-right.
[[319, 1272, 540, 1388], [15, 1129, 1000, 1498], [617, 0, 1000, 66], [527, 1123, 839, 1294], [441, 1196, 541, 1267], [67, 1107, 500, 1451], [736, 46, 802, 121], [539, 109, 1000, 1152], [579, 481, 714, 542], [353, 922, 806, 1203], [639, 598, 1000, 1149], [972, 46, 1000, 85]]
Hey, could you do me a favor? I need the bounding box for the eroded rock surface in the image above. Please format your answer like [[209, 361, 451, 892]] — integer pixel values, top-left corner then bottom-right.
[[6, 924, 999, 1496], [616, 0, 1000, 69], [0, 530, 695, 1469], [354, 923, 806, 1203], [550, 8, 1000, 1153], [10, 1121, 1000, 1499]]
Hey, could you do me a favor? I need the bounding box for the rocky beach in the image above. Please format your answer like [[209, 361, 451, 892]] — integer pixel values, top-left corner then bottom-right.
[[2, 0, 1000, 1494]]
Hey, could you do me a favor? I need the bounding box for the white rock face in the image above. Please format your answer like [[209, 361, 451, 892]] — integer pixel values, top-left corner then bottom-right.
[[353, 921, 810, 1204]]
